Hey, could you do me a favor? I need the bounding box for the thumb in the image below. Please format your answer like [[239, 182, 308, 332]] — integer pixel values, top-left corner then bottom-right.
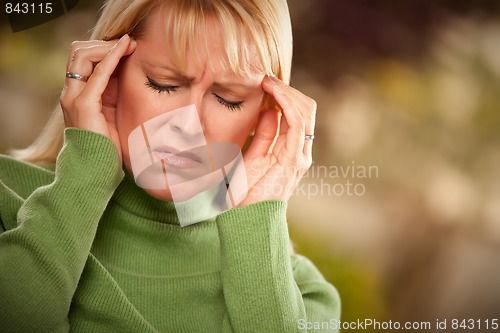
[[102, 74, 118, 109], [244, 108, 280, 159]]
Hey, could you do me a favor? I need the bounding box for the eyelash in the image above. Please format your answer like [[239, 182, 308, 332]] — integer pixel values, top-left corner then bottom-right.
[[146, 77, 178, 94], [213, 94, 243, 111], [145, 77, 243, 111]]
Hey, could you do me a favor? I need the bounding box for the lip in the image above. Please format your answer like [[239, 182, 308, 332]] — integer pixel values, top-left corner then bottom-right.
[[152, 145, 202, 169]]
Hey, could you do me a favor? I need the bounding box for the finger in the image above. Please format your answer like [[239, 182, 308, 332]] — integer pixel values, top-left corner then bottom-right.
[[66, 40, 117, 69], [263, 76, 316, 157], [77, 35, 134, 107], [65, 38, 136, 98], [262, 76, 315, 134], [299, 97, 316, 157], [64, 40, 120, 103], [262, 75, 307, 106], [244, 108, 280, 159], [64, 43, 119, 100], [262, 76, 304, 165], [68, 39, 136, 71]]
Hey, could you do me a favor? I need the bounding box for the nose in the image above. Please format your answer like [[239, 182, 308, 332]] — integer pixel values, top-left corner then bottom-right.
[[168, 93, 205, 141], [168, 105, 204, 138]]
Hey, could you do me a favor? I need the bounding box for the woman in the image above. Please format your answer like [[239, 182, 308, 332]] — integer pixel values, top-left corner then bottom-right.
[[0, 0, 340, 332]]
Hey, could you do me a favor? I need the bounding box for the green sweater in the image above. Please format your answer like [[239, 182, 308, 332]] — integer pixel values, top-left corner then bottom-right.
[[0, 128, 340, 332]]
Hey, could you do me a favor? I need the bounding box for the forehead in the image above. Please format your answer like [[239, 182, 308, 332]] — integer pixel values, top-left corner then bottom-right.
[[138, 4, 264, 77]]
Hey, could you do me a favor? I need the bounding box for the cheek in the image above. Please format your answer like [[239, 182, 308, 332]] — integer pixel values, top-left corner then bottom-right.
[[117, 71, 143, 124], [203, 111, 259, 147], [116, 67, 160, 145], [115, 83, 135, 152]]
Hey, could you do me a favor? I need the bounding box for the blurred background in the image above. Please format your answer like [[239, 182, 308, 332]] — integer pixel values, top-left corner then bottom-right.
[[1, 0, 500, 331]]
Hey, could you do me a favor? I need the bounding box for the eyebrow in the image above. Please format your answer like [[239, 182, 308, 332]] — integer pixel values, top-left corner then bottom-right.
[[143, 60, 259, 91]]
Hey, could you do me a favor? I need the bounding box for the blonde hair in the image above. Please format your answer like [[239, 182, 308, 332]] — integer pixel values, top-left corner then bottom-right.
[[11, 0, 293, 164]]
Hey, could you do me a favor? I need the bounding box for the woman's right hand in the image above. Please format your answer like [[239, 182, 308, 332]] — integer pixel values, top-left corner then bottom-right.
[[60, 34, 136, 164]]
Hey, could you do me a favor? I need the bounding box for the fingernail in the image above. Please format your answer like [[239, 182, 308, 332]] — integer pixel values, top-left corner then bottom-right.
[[269, 74, 280, 82], [119, 34, 129, 42]]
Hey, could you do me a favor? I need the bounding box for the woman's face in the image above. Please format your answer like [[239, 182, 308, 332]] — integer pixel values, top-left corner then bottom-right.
[[116, 6, 266, 202]]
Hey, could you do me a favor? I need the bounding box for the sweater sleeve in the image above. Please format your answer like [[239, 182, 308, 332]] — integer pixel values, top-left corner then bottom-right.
[[0, 128, 124, 333], [216, 200, 341, 333]]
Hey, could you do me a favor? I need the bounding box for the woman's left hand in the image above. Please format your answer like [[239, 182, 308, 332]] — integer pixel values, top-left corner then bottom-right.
[[238, 75, 316, 207]]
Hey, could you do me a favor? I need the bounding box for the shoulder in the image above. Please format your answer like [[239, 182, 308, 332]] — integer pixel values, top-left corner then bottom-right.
[[0, 154, 55, 200]]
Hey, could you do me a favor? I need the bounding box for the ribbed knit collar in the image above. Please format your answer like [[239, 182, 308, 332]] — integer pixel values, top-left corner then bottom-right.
[[112, 171, 181, 225], [94, 170, 222, 276], [111, 170, 222, 226]]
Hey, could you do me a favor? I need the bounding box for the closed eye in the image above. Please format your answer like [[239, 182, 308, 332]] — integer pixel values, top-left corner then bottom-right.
[[145, 77, 178, 94], [213, 93, 243, 111]]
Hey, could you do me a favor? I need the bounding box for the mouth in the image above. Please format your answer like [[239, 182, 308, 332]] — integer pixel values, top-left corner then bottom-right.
[[152, 145, 203, 169]]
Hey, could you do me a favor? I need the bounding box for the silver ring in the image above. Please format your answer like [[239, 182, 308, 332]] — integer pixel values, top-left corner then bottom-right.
[[305, 134, 315, 140], [66, 72, 88, 82]]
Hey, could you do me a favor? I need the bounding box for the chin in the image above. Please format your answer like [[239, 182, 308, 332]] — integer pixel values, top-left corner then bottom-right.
[[144, 188, 175, 202], [144, 185, 208, 203]]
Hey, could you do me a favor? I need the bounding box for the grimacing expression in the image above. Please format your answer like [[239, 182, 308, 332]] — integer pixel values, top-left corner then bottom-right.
[[115, 6, 267, 202]]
